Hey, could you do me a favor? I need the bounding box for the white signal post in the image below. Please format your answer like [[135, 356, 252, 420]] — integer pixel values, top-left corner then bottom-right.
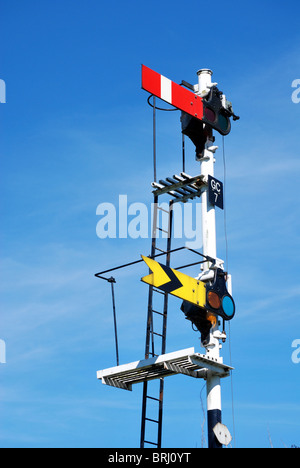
[[196, 68, 224, 449]]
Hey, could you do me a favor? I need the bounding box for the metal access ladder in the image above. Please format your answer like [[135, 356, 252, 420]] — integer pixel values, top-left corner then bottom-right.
[[140, 194, 173, 448], [140, 172, 206, 448]]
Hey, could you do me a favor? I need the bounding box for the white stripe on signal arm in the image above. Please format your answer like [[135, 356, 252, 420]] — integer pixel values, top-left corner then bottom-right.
[[160, 76, 172, 104]]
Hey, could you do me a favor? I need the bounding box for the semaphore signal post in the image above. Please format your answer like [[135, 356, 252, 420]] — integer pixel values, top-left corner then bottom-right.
[[96, 65, 239, 449]]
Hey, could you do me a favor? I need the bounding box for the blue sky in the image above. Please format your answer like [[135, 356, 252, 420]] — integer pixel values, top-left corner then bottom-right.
[[1, 0, 300, 448]]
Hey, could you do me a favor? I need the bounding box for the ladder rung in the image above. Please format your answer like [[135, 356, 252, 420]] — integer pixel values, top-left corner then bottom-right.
[[155, 247, 167, 253], [156, 227, 169, 234], [151, 331, 164, 338], [152, 309, 166, 317], [153, 288, 166, 296], [144, 440, 159, 446], [145, 417, 159, 424], [157, 206, 170, 214], [146, 395, 160, 402]]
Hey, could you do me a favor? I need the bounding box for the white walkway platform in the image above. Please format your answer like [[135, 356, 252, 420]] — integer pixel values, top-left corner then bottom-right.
[[97, 347, 233, 391]]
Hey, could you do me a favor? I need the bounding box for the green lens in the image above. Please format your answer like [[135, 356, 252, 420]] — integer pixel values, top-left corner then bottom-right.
[[218, 113, 229, 132], [222, 295, 235, 318]]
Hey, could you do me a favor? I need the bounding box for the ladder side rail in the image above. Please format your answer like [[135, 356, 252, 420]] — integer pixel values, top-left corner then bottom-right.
[[157, 199, 174, 448]]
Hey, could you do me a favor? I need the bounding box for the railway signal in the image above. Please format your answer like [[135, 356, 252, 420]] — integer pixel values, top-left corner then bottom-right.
[[97, 64, 239, 449]]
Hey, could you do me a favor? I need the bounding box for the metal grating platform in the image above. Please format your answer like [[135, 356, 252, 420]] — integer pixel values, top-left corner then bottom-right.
[[152, 172, 206, 203], [97, 347, 233, 391]]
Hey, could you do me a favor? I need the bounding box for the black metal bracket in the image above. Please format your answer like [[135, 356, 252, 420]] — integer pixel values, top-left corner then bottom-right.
[[94, 246, 215, 278]]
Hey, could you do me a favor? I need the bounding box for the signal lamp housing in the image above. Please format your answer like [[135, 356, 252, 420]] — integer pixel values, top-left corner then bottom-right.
[[181, 85, 240, 157], [201, 87, 231, 136], [205, 269, 235, 321]]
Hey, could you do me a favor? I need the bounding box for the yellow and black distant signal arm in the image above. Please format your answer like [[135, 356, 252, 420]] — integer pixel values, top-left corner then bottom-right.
[[141, 256, 235, 321]]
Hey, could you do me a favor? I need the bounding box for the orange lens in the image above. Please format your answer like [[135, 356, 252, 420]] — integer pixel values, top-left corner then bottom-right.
[[207, 291, 221, 309]]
